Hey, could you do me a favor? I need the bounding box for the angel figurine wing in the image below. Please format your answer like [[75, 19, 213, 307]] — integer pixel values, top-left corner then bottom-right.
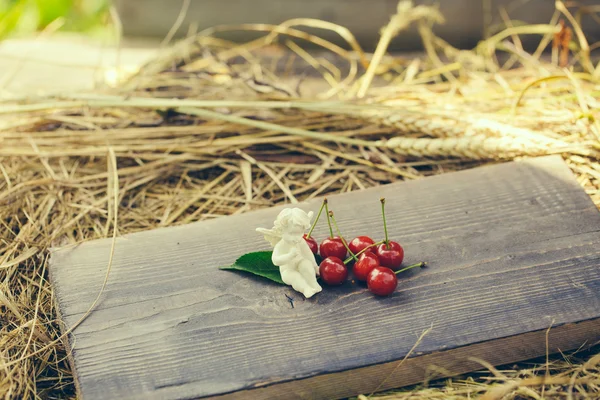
[[255, 227, 282, 247]]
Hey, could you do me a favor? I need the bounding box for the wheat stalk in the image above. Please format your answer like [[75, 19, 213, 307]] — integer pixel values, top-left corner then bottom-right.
[[378, 135, 580, 160], [376, 112, 568, 145]]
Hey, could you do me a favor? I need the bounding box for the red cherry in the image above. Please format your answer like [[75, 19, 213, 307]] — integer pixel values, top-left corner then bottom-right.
[[348, 236, 375, 256], [353, 252, 379, 282], [303, 234, 318, 254], [319, 257, 348, 285], [319, 237, 347, 259], [375, 241, 404, 270], [367, 266, 398, 296]]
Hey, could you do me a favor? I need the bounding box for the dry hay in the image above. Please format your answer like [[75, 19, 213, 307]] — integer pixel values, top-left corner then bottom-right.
[[1, 1, 600, 398]]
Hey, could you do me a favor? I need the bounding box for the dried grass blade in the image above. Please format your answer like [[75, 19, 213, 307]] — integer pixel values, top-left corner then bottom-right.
[[0, 247, 39, 270]]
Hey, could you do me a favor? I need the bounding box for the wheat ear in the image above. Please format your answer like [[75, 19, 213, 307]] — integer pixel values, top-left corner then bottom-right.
[[378, 135, 578, 160]]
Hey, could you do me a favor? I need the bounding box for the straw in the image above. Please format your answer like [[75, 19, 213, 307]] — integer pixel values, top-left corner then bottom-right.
[[1, 1, 599, 398]]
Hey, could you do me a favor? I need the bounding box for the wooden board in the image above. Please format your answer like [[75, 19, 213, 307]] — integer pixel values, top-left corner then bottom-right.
[[49, 155, 600, 400]]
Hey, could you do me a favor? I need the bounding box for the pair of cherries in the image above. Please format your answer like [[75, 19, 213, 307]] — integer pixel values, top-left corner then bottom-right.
[[304, 198, 420, 296]]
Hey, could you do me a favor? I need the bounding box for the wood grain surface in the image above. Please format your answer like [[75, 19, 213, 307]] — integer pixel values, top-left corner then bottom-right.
[[49, 155, 600, 400]]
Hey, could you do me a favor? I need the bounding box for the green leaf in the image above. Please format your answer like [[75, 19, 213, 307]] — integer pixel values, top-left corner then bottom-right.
[[220, 251, 323, 285], [0, 0, 25, 38], [34, 0, 73, 28], [220, 251, 284, 285]]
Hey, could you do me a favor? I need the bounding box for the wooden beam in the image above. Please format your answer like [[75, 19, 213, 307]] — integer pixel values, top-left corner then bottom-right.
[[49, 155, 600, 400]]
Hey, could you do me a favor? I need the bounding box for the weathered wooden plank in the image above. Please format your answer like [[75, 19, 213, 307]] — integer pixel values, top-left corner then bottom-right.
[[49, 155, 600, 400]]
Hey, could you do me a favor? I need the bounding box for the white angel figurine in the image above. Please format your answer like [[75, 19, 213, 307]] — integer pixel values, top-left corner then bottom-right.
[[256, 208, 322, 298]]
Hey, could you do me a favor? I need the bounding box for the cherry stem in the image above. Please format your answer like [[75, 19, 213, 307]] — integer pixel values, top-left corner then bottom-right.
[[329, 211, 357, 263], [343, 240, 385, 264], [380, 197, 390, 248], [324, 199, 334, 238], [306, 199, 326, 239], [394, 262, 427, 275]]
